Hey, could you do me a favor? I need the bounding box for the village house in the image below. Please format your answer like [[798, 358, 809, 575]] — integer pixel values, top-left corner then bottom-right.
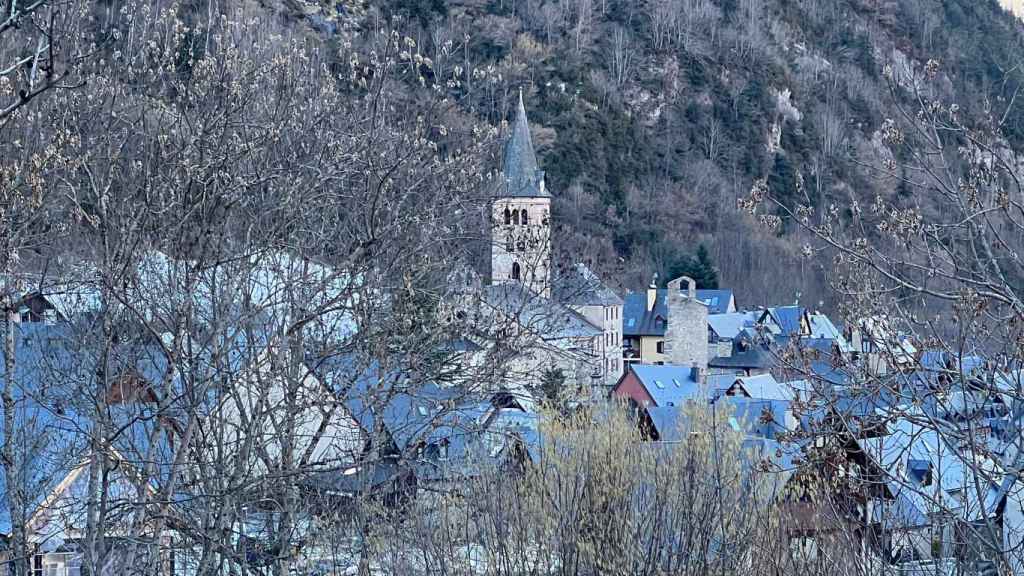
[[622, 277, 711, 368]]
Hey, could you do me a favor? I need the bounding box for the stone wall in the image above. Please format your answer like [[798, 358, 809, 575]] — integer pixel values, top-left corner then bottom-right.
[[492, 197, 552, 296], [662, 276, 709, 373]]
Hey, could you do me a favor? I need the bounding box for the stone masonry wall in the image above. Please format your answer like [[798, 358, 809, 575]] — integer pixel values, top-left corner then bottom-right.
[[663, 276, 709, 372]]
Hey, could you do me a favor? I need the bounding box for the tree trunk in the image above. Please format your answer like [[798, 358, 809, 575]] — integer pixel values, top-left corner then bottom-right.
[[2, 295, 29, 576]]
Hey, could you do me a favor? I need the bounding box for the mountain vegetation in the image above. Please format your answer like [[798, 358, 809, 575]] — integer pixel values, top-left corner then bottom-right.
[[287, 0, 1024, 308]]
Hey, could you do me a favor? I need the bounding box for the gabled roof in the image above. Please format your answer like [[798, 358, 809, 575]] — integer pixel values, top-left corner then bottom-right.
[[723, 397, 794, 439], [645, 406, 685, 441], [627, 364, 705, 407], [709, 343, 775, 371], [15, 250, 361, 341], [708, 311, 759, 340], [501, 92, 549, 198], [859, 417, 1002, 527], [554, 263, 622, 307], [759, 306, 808, 337], [483, 282, 601, 340], [623, 291, 664, 337], [623, 287, 712, 337], [695, 289, 735, 314], [0, 323, 176, 536], [731, 373, 794, 402], [314, 355, 461, 453]]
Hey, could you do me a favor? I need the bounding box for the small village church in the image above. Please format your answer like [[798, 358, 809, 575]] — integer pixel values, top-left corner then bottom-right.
[[476, 92, 624, 395]]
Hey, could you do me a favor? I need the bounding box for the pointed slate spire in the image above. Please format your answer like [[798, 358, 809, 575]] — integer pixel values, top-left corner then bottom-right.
[[501, 90, 549, 198]]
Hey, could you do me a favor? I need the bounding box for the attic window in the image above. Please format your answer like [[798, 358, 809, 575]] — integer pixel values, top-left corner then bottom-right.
[[627, 318, 636, 327], [417, 406, 429, 417], [654, 380, 665, 389], [672, 379, 681, 387]]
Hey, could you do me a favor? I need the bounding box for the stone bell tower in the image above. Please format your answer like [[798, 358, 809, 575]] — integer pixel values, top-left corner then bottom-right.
[[491, 91, 552, 297]]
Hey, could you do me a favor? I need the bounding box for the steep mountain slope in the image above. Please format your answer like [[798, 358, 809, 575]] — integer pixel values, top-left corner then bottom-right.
[[294, 0, 1024, 308]]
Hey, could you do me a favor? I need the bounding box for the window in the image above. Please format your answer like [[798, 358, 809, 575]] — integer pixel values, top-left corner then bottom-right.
[[521, 209, 530, 225], [504, 208, 511, 225], [654, 380, 665, 389], [506, 235, 515, 253], [511, 262, 521, 280], [516, 239, 526, 252], [656, 341, 665, 354], [512, 209, 520, 225]]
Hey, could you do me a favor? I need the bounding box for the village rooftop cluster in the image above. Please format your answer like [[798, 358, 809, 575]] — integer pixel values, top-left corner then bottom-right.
[[4, 97, 1024, 575]]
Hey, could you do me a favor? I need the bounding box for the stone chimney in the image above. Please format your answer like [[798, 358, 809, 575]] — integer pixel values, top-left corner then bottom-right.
[[689, 364, 705, 384], [663, 276, 709, 370], [646, 274, 658, 312]]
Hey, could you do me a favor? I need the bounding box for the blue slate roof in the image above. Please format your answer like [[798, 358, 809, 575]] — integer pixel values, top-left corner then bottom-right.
[[859, 417, 999, 527], [501, 93, 549, 198], [628, 364, 704, 407], [759, 306, 807, 337], [723, 397, 793, 440], [807, 313, 851, 352], [807, 360, 851, 386], [0, 324, 89, 534], [623, 288, 709, 337], [622, 291, 666, 337], [707, 312, 759, 340], [554, 263, 623, 307], [483, 282, 601, 340], [695, 290, 734, 314], [708, 343, 775, 371], [645, 406, 683, 441], [732, 373, 793, 401], [0, 323, 176, 534], [919, 350, 987, 376], [314, 355, 462, 453]]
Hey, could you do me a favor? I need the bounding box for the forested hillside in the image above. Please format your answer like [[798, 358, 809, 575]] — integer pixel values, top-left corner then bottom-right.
[[286, 0, 1024, 308]]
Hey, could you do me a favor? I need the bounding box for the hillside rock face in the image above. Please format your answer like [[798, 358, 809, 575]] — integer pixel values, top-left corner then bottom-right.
[[310, 0, 1024, 306]]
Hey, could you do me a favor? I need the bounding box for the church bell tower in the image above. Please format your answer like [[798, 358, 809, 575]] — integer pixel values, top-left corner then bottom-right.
[[492, 91, 552, 297]]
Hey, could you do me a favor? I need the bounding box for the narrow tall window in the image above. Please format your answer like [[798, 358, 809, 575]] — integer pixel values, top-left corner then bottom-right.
[[521, 209, 530, 225], [511, 262, 521, 280], [504, 208, 511, 225], [506, 235, 515, 253], [512, 209, 520, 225]]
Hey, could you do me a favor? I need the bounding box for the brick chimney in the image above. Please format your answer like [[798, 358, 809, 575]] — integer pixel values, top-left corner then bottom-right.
[[663, 276, 709, 370]]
